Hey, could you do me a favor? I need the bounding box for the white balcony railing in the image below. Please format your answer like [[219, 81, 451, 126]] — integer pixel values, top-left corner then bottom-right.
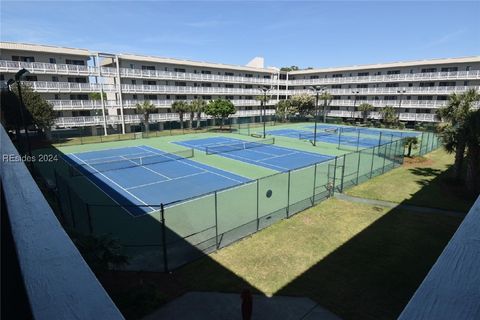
[[329, 99, 452, 109], [325, 110, 438, 122], [24, 81, 117, 92], [48, 99, 278, 110], [54, 109, 276, 127], [289, 70, 480, 86], [0, 60, 95, 75], [291, 86, 480, 96]]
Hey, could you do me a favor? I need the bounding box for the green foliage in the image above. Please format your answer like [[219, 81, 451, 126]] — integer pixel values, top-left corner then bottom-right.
[[10, 83, 55, 131], [135, 101, 157, 132], [275, 99, 297, 121], [464, 110, 480, 195], [72, 233, 129, 272], [89, 92, 107, 100], [404, 137, 419, 157], [280, 66, 299, 72], [289, 94, 315, 115], [171, 100, 189, 129], [204, 99, 236, 128], [189, 99, 207, 128], [380, 105, 398, 126], [358, 103, 374, 123]]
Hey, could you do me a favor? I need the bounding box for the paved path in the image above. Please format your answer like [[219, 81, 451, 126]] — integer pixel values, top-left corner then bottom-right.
[[143, 292, 342, 320], [335, 193, 465, 217]]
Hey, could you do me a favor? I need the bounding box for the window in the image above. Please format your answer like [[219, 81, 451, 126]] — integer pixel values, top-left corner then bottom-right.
[[174, 68, 186, 73], [331, 84, 342, 89], [145, 95, 157, 100], [25, 76, 37, 81], [133, 94, 138, 100], [201, 83, 212, 87], [141, 65, 155, 70], [387, 70, 401, 75], [175, 82, 186, 86], [418, 95, 433, 100], [70, 94, 88, 100], [245, 85, 253, 89], [52, 76, 59, 82], [67, 77, 87, 83], [421, 68, 437, 73], [65, 59, 85, 66], [203, 95, 212, 99], [358, 72, 369, 77], [464, 81, 469, 86], [143, 80, 156, 85], [441, 67, 458, 72], [54, 94, 60, 100], [225, 72, 234, 76], [244, 74, 253, 78], [439, 82, 456, 87], [49, 58, 56, 64], [310, 75, 319, 79], [332, 74, 343, 78], [357, 96, 367, 100], [225, 84, 234, 88], [201, 70, 211, 75], [384, 96, 397, 100], [131, 80, 136, 85], [129, 64, 135, 69], [437, 96, 448, 101], [419, 82, 435, 87], [263, 75, 271, 79], [226, 96, 234, 100], [357, 84, 368, 88], [466, 66, 470, 71], [12, 56, 35, 62], [385, 83, 399, 87]]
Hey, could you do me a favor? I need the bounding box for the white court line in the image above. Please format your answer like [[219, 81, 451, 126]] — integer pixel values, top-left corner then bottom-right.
[[126, 171, 208, 190], [218, 151, 290, 171], [85, 151, 153, 163], [119, 155, 172, 180], [258, 151, 301, 161], [137, 145, 247, 183], [70, 153, 157, 212]]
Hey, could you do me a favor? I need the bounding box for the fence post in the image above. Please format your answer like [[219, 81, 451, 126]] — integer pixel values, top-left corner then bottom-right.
[[256, 179, 260, 231], [356, 150, 362, 185], [340, 156, 346, 192], [160, 204, 169, 273], [64, 185, 77, 228], [85, 203, 93, 235], [312, 164, 317, 204], [370, 146, 376, 178], [378, 132, 383, 146], [214, 191, 219, 249], [425, 132, 431, 154], [356, 130, 360, 152], [331, 156, 338, 195], [381, 144, 388, 173], [337, 130, 342, 149], [286, 171, 291, 217]]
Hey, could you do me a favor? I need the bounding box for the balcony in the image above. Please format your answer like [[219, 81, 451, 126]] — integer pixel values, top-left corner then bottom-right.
[[120, 83, 278, 95], [289, 70, 480, 86], [24, 81, 117, 93], [290, 85, 480, 96], [326, 110, 438, 122], [54, 109, 276, 127], [329, 99, 451, 109], [0, 124, 124, 319], [0, 60, 95, 76]]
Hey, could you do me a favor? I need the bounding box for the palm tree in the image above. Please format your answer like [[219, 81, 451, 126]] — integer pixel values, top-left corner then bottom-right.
[[358, 103, 374, 123], [403, 136, 419, 157], [464, 110, 480, 195], [171, 100, 189, 129], [320, 91, 333, 123], [380, 105, 398, 127], [437, 89, 479, 180], [275, 99, 295, 122], [135, 101, 157, 133], [190, 98, 207, 129]]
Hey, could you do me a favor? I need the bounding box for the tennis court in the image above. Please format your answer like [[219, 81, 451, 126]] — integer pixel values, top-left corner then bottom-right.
[[63, 145, 250, 216], [174, 137, 333, 172]]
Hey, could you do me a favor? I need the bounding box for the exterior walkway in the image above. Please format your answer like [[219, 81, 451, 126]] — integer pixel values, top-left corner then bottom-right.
[[143, 292, 342, 320], [334, 193, 466, 217]]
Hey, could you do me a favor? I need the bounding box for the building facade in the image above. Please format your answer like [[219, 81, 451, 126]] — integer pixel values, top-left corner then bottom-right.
[[1, 42, 479, 135]]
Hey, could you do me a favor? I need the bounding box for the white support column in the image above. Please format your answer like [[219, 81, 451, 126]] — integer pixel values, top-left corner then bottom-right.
[[115, 55, 126, 134], [95, 53, 108, 136]]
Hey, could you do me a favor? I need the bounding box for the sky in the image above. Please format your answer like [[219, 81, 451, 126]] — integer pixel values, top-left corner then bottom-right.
[[1, 1, 479, 69]]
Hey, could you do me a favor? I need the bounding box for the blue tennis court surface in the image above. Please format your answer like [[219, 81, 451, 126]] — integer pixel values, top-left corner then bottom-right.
[[174, 137, 333, 172], [64, 145, 250, 216], [305, 124, 420, 137]]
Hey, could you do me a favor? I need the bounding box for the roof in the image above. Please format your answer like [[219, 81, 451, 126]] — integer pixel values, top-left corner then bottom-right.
[[289, 56, 480, 75], [104, 53, 277, 73], [0, 41, 91, 57]]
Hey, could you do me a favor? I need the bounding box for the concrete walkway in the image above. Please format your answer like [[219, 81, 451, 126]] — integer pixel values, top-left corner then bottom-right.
[[143, 292, 342, 320], [335, 193, 465, 217]]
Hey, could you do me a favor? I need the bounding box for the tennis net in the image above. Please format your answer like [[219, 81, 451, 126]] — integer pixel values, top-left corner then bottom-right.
[[340, 127, 358, 133], [205, 138, 275, 155], [68, 149, 194, 176], [299, 129, 338, 140]]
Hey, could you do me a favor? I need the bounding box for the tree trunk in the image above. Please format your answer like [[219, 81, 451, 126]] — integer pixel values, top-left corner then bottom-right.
[[220, 117, 224, 130], [453, 140, 466, 180], [190, 112, 194, 129], [144, 114, 149, 133], [196, 112, 201, 129], [179, 114, 184, 129], [408, 144, 412, 157], [466, 145, 480, 196]]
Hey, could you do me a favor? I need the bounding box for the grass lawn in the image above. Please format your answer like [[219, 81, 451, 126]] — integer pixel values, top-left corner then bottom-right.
[[175, 198, 462, 320], [345, 148, 475, 212]]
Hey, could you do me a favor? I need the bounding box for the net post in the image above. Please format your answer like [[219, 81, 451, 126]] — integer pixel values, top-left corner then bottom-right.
[[312, 163, 317, 204], [214, 191, 219, 249], [85, 203, 93, 235], [286, 170, 291, 218], [331, 156, 338, 195], [370, 146, 376, 178], [256, 179, 259, 231], [160, 203, 169, 273]]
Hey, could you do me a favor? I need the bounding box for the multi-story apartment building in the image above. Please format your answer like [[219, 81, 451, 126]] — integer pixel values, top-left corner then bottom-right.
[[1, 41, 479, 135]]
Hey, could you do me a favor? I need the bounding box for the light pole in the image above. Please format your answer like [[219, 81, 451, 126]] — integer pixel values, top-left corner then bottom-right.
[[260, 86, 270, 138], [397, 89, 406, 122], [8, 68, 33, 160], [352, 90, 359, 120], [309, 86, 325, 146]]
